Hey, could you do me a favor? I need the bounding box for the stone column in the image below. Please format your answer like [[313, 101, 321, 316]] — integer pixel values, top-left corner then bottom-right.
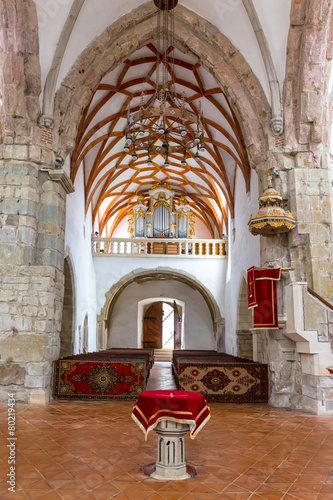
[[0, 164, 74, 405], [36, 169, 74, 271]]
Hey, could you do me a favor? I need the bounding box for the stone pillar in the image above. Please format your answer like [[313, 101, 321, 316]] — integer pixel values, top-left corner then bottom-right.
[[37, 169, 74, 271], [0, 161, 39, 265], [288, 153, 333, 299], [0, 163, 74, 404]]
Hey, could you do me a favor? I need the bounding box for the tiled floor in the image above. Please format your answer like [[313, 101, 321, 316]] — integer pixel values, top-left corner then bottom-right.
[[0, 364, 333, 500], [146, 362, 177, 391]]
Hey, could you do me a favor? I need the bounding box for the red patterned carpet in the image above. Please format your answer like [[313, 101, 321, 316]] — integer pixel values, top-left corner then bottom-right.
[[53, 360, 146, 400]]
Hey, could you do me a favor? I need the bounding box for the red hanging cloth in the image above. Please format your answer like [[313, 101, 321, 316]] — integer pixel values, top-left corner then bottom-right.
[[247, 267, 281, 329]]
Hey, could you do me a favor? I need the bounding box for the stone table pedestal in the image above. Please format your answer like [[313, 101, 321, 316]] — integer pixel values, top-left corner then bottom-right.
[[151, 420, 191, 480]]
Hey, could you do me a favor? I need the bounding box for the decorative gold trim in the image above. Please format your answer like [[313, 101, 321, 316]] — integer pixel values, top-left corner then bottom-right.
[[151, 182, 172, 191], [178, 212, 187, 220], [135, 209, 146, 219], [128, 209, 135, 238], [188, 212, 195, 238], [154, 199, 170, 210], [131, 411, 211, 441]]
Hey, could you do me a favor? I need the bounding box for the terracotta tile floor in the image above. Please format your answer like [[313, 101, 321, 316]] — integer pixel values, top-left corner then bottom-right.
[[0, 364, 333, 500]]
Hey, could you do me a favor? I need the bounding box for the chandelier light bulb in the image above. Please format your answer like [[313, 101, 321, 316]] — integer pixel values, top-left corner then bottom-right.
[[132, 150, 138, 160], [180, 126, 187, 137], [199, 142, 206, 152], [147, 157, 153, 167], [139, 125, 145, 137], [124, 142, 130, 153], [126, 134, 133, 145], [194, 150, 200, 161], [194, 134, 201, 144], [181, 158, 186, 166]]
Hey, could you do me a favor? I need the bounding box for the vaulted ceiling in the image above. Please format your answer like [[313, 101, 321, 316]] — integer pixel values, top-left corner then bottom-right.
[[35, 0, 293, 238], [71, 43, 250, 238]]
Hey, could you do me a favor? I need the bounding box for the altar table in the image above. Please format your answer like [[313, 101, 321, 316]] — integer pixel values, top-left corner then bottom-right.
[[132, 390, 210, 480]]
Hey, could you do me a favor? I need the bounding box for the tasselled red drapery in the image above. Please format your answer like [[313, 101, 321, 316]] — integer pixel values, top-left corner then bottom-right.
[[247, 267, 281, 329], [132, 390, 210, 440]]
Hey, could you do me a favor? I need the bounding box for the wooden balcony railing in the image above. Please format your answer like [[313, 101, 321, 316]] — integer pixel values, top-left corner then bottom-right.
[[92, 237, 227, 258]]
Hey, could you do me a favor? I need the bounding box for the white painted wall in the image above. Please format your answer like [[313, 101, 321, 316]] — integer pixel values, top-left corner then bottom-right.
[[93, 256, 227, 320], [65, 164, 97, 353], [251, 0, 291, 89], [224, 168, 260, 354], [107, 280, 216, 350]]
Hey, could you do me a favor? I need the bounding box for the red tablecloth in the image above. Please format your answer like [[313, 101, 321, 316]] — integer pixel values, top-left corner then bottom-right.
[[132, 390, 210, 440]]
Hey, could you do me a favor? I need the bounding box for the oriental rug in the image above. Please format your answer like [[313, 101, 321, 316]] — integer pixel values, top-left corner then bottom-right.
[[53, 360, 146, 400], [176, 362, 269, 403]]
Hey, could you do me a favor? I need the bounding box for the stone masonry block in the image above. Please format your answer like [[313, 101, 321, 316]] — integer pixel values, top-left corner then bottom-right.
[[0, 334, 47, 362], [0, 389, 29, 404], [0, 363, 26, 385]]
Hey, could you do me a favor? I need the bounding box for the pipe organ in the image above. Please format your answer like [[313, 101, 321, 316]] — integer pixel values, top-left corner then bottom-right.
[[128, 183, 195, 239]]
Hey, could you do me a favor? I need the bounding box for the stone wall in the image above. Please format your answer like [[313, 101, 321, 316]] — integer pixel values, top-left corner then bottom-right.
[[0, 264, 63, 404], [0, 160, 73, 404], [236, 277, 253, 360]]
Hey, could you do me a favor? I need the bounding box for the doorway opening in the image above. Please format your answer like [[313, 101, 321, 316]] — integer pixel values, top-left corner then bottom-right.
[[141, 299, 184, 350]]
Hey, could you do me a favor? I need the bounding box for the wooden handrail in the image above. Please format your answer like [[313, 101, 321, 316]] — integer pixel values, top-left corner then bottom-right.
[[307, 287, 333, 312]]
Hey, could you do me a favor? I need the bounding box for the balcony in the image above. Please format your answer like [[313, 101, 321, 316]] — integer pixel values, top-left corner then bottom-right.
[[92, 237, 227, 258]]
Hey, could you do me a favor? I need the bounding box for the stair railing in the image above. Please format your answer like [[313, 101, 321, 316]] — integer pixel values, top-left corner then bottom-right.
[[307, 287, 333, 312]]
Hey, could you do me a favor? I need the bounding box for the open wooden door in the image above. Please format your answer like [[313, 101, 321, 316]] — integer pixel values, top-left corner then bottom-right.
[[143, 302, 163, 348], [174, 301, 182, 350]]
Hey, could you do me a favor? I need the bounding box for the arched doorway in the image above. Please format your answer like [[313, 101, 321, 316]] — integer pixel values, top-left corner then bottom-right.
[[59, 257, 75, 357], [143, 302, 163, 349], [143, 301, 182, 350], [100, 267, 223, 351]]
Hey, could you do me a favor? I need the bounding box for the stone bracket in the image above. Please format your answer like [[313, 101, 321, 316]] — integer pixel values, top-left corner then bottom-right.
[[41, 169, 75, 194]]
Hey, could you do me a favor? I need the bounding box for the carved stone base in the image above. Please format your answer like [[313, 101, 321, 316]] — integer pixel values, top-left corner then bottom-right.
[[150, 420, 191, 480]]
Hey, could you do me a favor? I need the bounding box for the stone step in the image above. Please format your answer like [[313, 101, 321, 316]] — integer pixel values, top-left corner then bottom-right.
[[296, 341, 331, 354], [154, 349, 173, 362], [285, 330, 318, 344]]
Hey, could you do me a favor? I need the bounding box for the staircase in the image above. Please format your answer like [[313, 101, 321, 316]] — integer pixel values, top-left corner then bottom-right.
[[154, 349, 173, 363]]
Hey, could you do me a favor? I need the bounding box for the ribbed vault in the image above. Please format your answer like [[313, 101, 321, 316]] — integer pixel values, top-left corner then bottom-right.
[[70, 10, 255, 238]]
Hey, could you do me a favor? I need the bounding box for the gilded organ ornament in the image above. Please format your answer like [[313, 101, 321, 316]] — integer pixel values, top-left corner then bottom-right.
[[128, 209, 135, 238], [128, 183, 195, 238]]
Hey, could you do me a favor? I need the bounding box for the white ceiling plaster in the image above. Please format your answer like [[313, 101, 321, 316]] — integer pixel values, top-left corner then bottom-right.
[[253, 0, 291, 89], [36, 0, 292, 105]]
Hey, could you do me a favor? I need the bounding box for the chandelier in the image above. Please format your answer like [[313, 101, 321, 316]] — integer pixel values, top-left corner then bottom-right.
[[124, 0, 206, 166]]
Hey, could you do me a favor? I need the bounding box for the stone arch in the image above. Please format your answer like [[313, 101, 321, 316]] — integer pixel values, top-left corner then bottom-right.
[[53, 3, 271, 168], [59, 256, 76, 357], [236, 274, 253, 360], [97, 267, 224, 351]]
